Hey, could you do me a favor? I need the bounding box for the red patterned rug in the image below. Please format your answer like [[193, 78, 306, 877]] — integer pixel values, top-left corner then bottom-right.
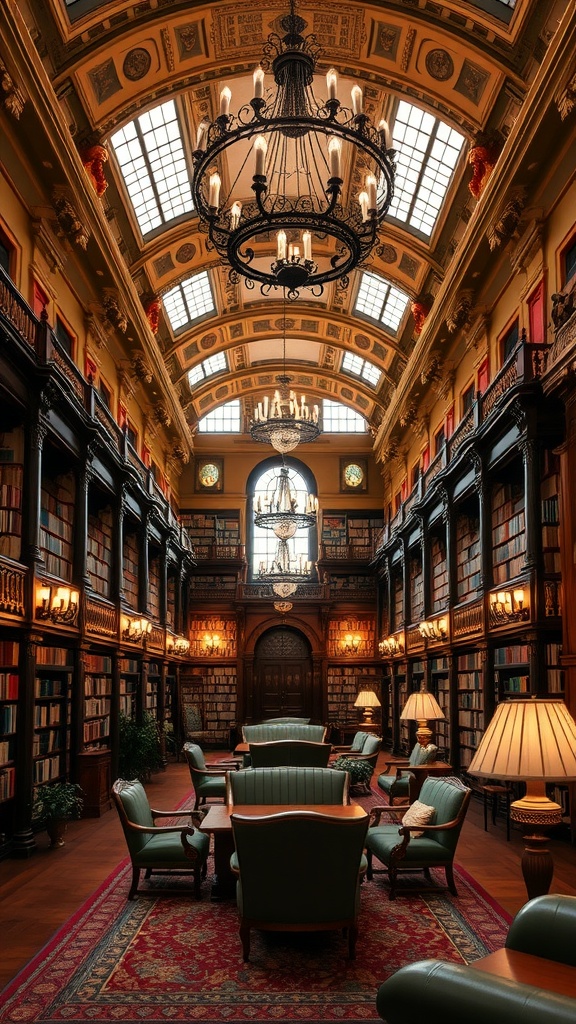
[[0, 797, 511, 1024]]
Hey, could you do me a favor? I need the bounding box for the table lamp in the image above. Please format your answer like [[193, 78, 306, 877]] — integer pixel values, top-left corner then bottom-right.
[[400, 682, 445, 747], [354, 689, 381, 724], [468, 698, 576, 900]]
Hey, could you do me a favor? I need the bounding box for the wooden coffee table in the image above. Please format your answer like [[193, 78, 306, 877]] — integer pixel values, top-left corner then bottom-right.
[[200, 802, 367, 900]]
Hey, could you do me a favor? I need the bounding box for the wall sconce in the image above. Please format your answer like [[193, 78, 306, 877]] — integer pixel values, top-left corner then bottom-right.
[[172, 636, 190, 656], [203, 632, 221, 655], [122, 615, 152, 642], [341, 632, 362, 655], [379, 635, 404, 657], [36, 584, 79, 624], [418, 617, 448, 641], [489, 588, 529, 625]]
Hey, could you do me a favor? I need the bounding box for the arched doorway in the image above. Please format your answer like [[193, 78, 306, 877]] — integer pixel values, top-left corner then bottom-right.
[[253, 627, 313, 721]]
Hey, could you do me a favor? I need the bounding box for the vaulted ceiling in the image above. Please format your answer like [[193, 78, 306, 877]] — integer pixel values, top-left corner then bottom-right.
[[15, 0, 562, 448]]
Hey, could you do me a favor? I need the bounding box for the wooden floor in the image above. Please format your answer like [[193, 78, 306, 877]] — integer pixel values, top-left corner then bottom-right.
[[1, 753, 576, 992]]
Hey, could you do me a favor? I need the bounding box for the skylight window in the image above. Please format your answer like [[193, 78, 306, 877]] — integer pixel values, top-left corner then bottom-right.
[[110, 100, 193, 235], [198, 399, 242, 433], [188, 352, 227, 388], [322, 400, 367, 432], [389, 101, 465, 237], [355, 272, 410, 333], [341, 352, 382, 389], [163, 271, 215, 332]]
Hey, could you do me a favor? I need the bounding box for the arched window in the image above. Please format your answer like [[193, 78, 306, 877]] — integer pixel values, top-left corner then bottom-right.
[[247, 457, 318, 582]]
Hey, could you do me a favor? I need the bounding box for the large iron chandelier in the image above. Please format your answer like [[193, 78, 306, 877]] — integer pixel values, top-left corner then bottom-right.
[[250, 292, 321, 452], [254, 464, 318, 539], [191, 0, 395, 298], [258, 537, 313, 597]]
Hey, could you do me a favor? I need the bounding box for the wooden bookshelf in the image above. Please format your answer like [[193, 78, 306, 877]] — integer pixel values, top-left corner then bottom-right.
[[494, 644, 530, 697], [146, 661, 160, 722], [320, 512, 384, 560], [180, 511, 241, 560], [541, 453, 561, 574], [321, 514, 347, 559], [0, 428, 23, 562], [456, 512, 481, 602], [39, 472, 75, 579], [166, 575, 176, 629], [409, 555, 424, 625], [431, 656, 450, 755], [83, 653, 112, 749], [457, 651, 483, 770], [546, 641, 564, 694], [148, 556, 161, 622], [392, 572, 403, 632], [33, 647, 72, 787], [491, 479, 526, 584], [87, 505, 113, 598], [122, 531, 139, 610], [430, 535, 449, 612], [327, 617, 375, 658], [0, 640, 18, 812], [327, 665, 381, 729], [201, 664, 237, 745], [119, 658, 139, 718]]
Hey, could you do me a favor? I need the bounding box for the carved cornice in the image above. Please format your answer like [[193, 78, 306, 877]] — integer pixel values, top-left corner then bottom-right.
[[102, 290, 128, 334], [0, 58, 25, 119], [486, 186, 527, 251], [556, 69, 576, 121], [446, 290, 474, 334], [52, 188, 90, 250]]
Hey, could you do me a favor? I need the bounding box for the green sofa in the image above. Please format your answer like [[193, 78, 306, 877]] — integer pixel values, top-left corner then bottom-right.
[[227, 765, 350, 804], [242, 722, 327, 743], [376, 894, 576, 1024]]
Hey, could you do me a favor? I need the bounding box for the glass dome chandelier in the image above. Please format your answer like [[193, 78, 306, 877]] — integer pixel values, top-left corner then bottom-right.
[[258, 537, 313, 597], [191, 0, 395, 298], [254, 464, 318, 539]]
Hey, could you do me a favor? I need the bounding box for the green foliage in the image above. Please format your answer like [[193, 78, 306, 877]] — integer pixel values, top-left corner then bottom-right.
[[33, 781, 84, 822], [331, 756, 373, 786], [119, 712, 163, 780]]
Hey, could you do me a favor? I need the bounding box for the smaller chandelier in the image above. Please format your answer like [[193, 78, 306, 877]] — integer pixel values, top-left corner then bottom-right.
[[258, 537, 313, 597], [251, 376, 320, 453], [254, 465, 318, 539]]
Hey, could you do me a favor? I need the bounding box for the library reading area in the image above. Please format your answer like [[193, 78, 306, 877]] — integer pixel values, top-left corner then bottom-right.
[[1, 0, 576, 1020]]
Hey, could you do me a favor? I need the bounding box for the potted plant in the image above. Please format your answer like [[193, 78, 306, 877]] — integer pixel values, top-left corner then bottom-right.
[[331, 756, 373, 793], [118, 712, 163, 781], [33, 781, 84, 848]]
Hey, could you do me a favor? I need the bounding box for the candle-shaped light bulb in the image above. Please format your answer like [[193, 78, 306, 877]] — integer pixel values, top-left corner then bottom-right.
[[378, 118, 392, 149], [253, 66, 265, 99], [351, 85, 363, 115], [302, 230, 312, 261], [359, 190, 369, 222], [254, 135, 267, 176], [366, 173, 377, 211], [327, 136, 342, 179], [277, 230, 287, 260], [196, 121, 208, 151], [209, 171, 221, 209], [219, 86, 231, 116], [326, 67, 338, 100], [230, 201, 242, 229], [288, 243, 300, 259]]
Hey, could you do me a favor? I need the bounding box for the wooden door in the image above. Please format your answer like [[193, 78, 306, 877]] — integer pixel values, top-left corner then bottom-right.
[[254, 628, 312, 720]]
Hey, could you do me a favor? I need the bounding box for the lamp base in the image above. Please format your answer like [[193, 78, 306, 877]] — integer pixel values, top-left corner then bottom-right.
[[510, 784, 562, 901], [415, 720, 433, 747]]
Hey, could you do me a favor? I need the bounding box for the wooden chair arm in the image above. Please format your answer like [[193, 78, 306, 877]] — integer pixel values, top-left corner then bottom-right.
[[369, 804, 409, 826], [127, 820, 198, 835], [399, 816, 461, 836], [212, 758, 241, 770], [151, 807, 195, 819]]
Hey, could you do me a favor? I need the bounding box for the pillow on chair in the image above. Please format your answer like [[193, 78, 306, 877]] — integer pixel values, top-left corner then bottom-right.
[[401, 800, 435, 838]]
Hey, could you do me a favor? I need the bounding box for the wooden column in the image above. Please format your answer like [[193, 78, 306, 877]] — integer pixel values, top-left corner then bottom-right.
[[522, 437, 541, 572], [11, 633, 41, 856]]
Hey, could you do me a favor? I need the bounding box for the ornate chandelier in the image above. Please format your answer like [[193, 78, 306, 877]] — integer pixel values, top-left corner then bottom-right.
[[250, 296, 321, 452], [191, 0, 395, 298], [258, 537, 313, 597], [254, 464, 318, 539]]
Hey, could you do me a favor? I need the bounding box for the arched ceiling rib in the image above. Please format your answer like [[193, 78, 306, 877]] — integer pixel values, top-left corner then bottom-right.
[[17, 0, 557, 442]]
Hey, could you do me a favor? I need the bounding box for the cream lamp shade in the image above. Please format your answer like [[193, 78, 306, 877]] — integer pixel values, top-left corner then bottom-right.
[[354, 689, 381, 724], [400, 683, 445, 747], [468, 698, 576, 900]]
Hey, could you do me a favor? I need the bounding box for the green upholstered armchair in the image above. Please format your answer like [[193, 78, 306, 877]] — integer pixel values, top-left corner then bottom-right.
[[249, 739, 331, 768], [377, 742, 438, 803], [332, 734, 382, 793], [111, 778, 209, 899], [262, 717, 311, 724], [366, 776, 471, 899], [227, 765, 350, 805], [331, 730, 373, 754], [182, 742, 240, 809], [230, 809, 369, 960]]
